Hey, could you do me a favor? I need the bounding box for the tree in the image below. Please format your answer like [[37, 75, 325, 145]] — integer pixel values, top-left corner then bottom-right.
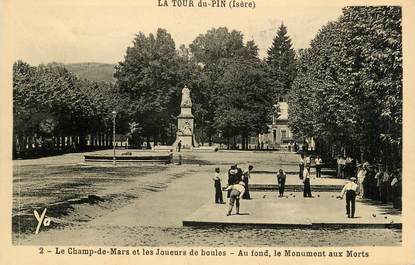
[[189, 27, 268, 146], [214, 57, 273, 149], [114, 28, 181, 144], [190, 27, 246, 65], [266, 23, 297, 101]]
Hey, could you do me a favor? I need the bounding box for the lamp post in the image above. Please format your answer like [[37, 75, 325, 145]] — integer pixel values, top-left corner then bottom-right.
[[112, 110, 117, 166]]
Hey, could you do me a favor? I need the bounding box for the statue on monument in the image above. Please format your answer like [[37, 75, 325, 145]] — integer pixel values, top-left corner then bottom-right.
[[180, 85, 192, 108]]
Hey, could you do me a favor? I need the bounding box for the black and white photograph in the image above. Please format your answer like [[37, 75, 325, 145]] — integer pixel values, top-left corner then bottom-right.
[[1, 0, 415, 264]]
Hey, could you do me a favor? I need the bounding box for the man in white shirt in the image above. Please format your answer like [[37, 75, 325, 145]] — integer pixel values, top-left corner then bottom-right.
[[299, 154, 305, 179], [303, 167, 312, 197], [375, 164, 390, 204], [305, 155, 311, 171], [315, 155, 323, 178], [356, 163, 367, 198], [225, 181, 246, 216], [212, 167, 224, 204], [338, 156, 346, 178], [338, 177, 360, 218]]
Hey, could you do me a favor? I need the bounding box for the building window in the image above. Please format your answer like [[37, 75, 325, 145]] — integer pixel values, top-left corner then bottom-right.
[[281, 130, 287, 139]]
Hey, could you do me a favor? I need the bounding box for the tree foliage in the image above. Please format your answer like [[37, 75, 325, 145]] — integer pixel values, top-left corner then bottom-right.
[[189, 27, 273, 147], [13, 61, 128, 157], [288, 6, 402, 168], [213, 57, 273, 147], [266, 23, 297, 100], [114, 28, 183, 144]]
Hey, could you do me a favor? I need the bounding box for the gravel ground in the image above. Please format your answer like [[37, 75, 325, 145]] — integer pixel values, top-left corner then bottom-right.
[[12, 150, 402, 246], [17, 224, 402, 247]]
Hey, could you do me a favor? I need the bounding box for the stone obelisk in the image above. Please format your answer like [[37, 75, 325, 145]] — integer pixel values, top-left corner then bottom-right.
[[176, 85, 194, 149]]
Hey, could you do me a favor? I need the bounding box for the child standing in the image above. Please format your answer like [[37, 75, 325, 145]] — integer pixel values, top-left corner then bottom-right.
[[213, 167, 224, 204]]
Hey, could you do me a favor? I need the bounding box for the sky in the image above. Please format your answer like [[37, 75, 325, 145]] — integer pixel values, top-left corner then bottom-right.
[[8, 0, 344, 65]]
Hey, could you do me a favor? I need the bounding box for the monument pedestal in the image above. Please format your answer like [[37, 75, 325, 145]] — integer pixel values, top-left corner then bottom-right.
[[175, 85, 197, 149], [176, 135, 193, 149]]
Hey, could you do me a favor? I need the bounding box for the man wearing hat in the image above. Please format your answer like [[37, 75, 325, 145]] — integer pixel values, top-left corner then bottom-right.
[[338, 177, 360, 218], [227, 165, 238, 198], [375, 164, 390, 204], [225, 181, 246, 216]]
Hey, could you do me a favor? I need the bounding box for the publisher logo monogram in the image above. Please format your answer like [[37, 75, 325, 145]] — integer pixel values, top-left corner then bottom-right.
[[34, 208, 51, 234]]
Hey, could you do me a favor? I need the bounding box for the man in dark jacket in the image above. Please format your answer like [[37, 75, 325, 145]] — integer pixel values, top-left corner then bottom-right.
[[227, 165, 237, 198], [277, 169, 286, 197]]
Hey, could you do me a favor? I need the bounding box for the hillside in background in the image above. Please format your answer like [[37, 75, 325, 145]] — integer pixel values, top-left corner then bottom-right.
[[65, 62, 116, 83]]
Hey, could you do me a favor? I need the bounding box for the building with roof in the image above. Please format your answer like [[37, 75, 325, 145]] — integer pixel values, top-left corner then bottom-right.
[[258, 101, 293, 149]]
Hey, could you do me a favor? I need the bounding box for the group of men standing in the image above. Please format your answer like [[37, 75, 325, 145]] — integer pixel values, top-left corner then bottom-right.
[[336, 158, 402, 218], [338, 161, 402, 218], [336, 155, 356, 179], [212, 164, 253, 216], [356, 162, 402, 209], [212, 154, 402, 218]]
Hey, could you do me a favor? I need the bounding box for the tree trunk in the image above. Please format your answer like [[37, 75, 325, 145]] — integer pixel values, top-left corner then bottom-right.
[[13, 134, 18, 158], [68, 136, 73, 150], [62, 136, 66, 151], [21, 135, 27, 156], [99, 133, 103, 147], [241, 134, 244, 150], [80, 135, 87, 150]]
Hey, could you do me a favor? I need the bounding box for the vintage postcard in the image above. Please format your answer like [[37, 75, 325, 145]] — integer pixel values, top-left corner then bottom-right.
[[1, 0, 414, 264]]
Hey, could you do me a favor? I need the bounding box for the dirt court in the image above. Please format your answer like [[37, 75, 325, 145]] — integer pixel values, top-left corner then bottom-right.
[[12, 149, 402, 246]]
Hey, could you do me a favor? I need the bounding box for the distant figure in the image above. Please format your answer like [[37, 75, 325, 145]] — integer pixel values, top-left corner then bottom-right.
[[235, 164, 243, 183], [390, 169, 401, 210], [305, 155, 311, 171], [302, 141, 309, 152], [356, 163, 367, 198], [177, 140, 182, 152], [338, 155, 346, 178], [303, 167, 312, 197], [315, 155, 323, 178], [227, 165, 238, 198], [242, 165, 253, 199], [225, 181, 246, 216], [261, 142, 264, 150], [294, 142, 299, 152], [338, 177, 360, 218], [371, 165, 380, 200], [345, 156, 353, 178], [277, 169, 286, 197], [375, 164, 390, 204], [212, 167, 224, 204], [299, 154, 305, 180]]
